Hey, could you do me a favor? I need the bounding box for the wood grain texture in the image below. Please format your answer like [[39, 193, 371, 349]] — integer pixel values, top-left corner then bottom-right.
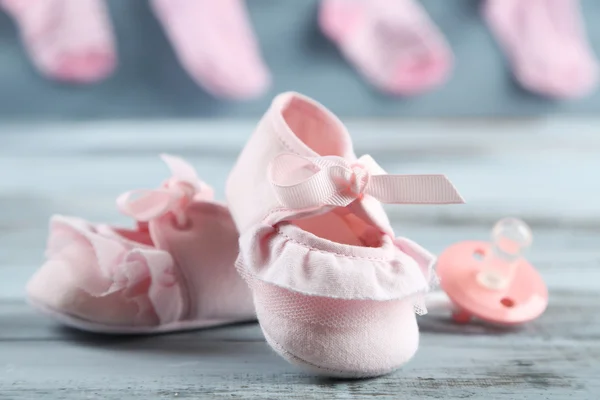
[[0, 121, 598, 399]]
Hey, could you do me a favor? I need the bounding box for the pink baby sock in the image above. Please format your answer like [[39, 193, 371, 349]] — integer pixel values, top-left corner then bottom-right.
[[152, 0, 270, 100], [319, 0, 453, 96], [484, 0, 599, 99], [1, 0, 116, 83]]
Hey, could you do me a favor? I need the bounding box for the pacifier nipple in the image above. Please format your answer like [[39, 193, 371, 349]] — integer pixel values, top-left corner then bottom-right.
[[476, 218, 533, 290]]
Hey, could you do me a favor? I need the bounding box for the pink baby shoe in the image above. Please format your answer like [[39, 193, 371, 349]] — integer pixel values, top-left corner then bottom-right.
[[226, 92, 464, 378], [27, 154, 255, 334]]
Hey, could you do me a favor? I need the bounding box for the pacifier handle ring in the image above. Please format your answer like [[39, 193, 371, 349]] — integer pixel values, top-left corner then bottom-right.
[[476, 217, 533, 291]]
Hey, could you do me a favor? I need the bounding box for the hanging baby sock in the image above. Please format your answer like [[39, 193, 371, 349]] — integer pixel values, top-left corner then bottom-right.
[[1, 0, 116, 83], [152, 0, 271, 100], [484, 0, 599, 99], [319, 0, 453, 96]]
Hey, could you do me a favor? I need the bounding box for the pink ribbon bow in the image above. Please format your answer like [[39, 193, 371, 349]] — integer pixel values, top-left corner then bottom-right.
[[116, 154, 214, 225], [268, 153, 464, 209]]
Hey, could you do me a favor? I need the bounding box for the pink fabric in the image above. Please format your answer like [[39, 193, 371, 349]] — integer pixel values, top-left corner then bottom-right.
[[1, 0, 116, 83], [27, 155, 255, 332], [483, 0, 599, 99], [319, 0, 452, 96], [151, 0, 270, 100], [226, 92, 464, 377], [238, 223, 430, 301], [117, 154, 215, 226], [226, 92, 389, 235], [394, 236, 437, 285], [256, 283, 419, 378], [269, 153, 463, 209], [28, 216, 181, 327]]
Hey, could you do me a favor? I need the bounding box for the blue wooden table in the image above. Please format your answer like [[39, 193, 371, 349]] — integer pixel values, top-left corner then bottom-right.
[[0, 120, 598, 399]]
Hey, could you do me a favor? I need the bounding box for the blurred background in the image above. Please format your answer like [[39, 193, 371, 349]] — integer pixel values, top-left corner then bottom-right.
[[1, 0, 600, 119], [1, 0, 600, 296]]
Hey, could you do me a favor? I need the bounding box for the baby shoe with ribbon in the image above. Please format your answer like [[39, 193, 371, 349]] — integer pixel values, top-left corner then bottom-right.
[[226, 92, 464, 378], [27, 154, 255, 334]]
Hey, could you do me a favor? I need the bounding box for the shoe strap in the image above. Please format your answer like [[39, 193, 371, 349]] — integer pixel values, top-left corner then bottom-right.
[[269, 153, 464, 211], [116, 154, 214, 227]]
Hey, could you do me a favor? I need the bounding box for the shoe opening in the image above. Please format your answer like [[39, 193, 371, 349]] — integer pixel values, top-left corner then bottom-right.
[[280, 93, 351, 157], [290, 207, 384, 248]]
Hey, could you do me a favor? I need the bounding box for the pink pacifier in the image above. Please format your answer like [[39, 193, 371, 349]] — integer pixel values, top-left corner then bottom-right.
[[436, 218, 548, 326]]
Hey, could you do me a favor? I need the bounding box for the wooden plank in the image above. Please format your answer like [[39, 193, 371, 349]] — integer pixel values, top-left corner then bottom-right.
[[0, 288, 598, 399], [2, 119, 600, 225], [3, 223, 599, 295], [0, 121, 599, 398], [1, 224, 598, 399]]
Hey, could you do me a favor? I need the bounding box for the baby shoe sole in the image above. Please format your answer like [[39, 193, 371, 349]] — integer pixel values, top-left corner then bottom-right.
[[28, 296, 256, 335]]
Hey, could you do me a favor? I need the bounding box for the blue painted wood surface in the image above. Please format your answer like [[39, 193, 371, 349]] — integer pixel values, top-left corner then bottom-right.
[[0, 120, 598, 398]]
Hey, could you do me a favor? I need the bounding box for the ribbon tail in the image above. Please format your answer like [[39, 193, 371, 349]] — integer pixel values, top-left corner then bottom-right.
[[367, 175, 465, 204], [160, 154, 200, 184], [116, 189, 178, 221]]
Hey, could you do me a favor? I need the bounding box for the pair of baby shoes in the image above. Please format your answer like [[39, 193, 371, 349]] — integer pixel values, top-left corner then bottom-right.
[[28, 92, 463, 378]]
